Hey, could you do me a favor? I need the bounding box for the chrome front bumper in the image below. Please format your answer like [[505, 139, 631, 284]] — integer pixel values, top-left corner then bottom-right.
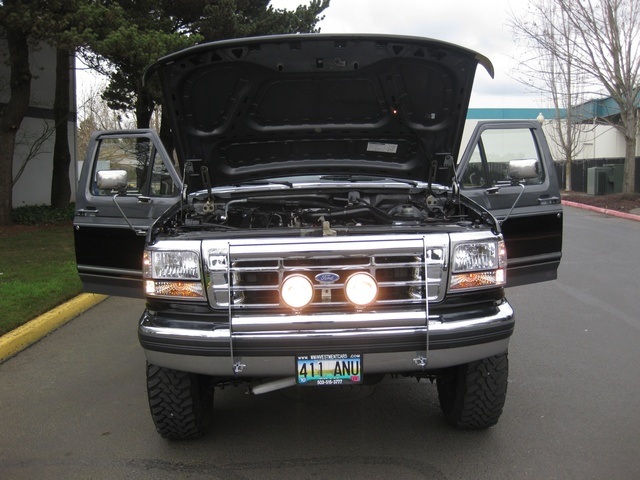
[[139, 299, 514, 377]]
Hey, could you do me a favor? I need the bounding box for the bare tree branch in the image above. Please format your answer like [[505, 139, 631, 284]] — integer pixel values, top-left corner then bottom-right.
[[508, 0, 592, 191], [510, 0, 639, 194], [11, 122, 55, 186]]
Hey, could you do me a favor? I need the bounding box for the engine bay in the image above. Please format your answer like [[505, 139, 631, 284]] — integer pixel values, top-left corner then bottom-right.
[[182, 185, 473, 231]]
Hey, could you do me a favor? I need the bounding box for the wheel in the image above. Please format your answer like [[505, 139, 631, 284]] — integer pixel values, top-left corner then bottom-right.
[[436, 352, 508, 429], [146, 363, 214, 439]]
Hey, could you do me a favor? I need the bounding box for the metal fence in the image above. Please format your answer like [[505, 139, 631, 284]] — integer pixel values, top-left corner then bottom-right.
[[554, 157, 640, 192]]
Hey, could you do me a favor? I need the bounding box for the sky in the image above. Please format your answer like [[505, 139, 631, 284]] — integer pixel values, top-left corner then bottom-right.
[[272, 0, 541, 108], [76, 0, 544, 110]]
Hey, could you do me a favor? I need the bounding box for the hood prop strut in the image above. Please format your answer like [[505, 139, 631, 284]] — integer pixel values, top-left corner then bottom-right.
[[200, 166, 215, 212]]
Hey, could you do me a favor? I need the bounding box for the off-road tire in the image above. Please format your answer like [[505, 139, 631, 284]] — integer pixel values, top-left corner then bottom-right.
[[436, 352, 508, 429], [146, 363, 214, 439]]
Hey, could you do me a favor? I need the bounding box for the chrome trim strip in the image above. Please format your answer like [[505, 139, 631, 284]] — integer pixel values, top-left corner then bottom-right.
[[77, 264, 141, 277], [230, 310, 427, 332]]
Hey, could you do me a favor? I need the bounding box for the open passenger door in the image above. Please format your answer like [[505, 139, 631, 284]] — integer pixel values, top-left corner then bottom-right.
[[74, 130, 182, 297], [457, 121, 563, 287]]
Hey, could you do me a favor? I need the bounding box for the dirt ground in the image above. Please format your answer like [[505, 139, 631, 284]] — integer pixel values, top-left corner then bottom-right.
[[561, 192, 640, 214]]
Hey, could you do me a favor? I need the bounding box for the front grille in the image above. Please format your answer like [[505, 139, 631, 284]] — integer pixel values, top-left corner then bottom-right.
[[205, 235, 449, 312]]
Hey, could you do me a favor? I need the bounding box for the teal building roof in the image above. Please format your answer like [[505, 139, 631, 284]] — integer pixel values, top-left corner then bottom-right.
[[466, 108, 560, 120]]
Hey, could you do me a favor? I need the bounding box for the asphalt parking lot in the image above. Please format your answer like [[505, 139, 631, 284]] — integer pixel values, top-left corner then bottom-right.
[[1, 206, 639, 479]]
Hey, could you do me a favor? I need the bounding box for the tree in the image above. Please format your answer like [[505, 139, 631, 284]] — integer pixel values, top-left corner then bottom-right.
[[0, 1, 34, 225], [81, 0, 330, 135], [43, 1, 129, 208], [195, 0, 329, 40], [76, 81, 138, 162], [512, 0, 639, 194], [11, 122, 56, 187], [0, 0, 330, 225], [1, 0, 123, 223], [48, 47, 72, 208], [509, 0, 592, 191]]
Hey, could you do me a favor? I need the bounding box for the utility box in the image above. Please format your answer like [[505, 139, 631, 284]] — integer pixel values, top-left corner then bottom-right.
[[587, 165, 623, 195], [587, 167, 608, 195], [603, 164, 624, 193]]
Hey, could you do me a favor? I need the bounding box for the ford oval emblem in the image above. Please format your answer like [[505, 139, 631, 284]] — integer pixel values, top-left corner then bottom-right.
[[315, 272, 340, 284]]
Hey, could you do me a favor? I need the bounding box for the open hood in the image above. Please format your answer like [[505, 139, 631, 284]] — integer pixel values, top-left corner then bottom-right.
[[145, 34, 493, 188]]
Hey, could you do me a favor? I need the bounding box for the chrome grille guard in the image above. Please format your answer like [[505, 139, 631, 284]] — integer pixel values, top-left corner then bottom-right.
[[203, 234, 449, 374]]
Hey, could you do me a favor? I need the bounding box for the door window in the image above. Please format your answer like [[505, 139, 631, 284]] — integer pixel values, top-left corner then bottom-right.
[[460, 128, 544, 188], [92, 136, 177, 196]]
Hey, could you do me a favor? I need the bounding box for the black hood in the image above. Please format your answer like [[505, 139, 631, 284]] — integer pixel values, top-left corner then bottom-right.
[[145, 34, 493, 188]]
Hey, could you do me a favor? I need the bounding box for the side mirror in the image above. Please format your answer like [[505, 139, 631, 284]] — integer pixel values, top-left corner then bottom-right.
[[501, 159, 540, 225], [509, 159, 539, 183], [96, 170, 128, 193]]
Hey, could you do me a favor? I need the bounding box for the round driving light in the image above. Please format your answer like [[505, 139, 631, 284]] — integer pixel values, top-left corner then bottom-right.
[[281, 274, 314, 309], [345, 272, 378, 307]]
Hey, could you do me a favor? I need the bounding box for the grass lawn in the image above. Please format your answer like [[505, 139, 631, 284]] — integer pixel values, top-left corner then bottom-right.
[[0, 224, 82, 337]]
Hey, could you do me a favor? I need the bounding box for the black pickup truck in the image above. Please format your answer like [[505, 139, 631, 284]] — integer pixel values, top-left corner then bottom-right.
[[74, 34, 562, 439]]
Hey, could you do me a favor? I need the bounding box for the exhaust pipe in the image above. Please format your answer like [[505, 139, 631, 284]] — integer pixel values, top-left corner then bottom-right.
[[250, 377, 296, 395]]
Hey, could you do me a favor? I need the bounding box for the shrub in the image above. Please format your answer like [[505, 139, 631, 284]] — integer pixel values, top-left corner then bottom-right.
[[11, 204, 76, 226]]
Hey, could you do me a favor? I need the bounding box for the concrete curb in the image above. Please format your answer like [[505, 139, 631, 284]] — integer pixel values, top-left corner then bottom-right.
[[562, 200, 640, 222], [0, 293, 108, 363]]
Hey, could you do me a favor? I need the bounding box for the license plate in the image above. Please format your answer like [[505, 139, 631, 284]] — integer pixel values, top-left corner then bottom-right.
[[296, 353, 362, 386]]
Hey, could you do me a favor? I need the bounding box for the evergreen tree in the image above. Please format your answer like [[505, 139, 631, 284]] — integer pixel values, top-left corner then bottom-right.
[[82, 1, 329, 130], [0, 1, 35, 225]]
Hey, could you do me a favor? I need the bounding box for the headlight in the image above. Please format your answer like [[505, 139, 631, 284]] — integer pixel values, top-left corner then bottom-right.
[[144, 250, 200, 279], [143, 248, 204, 299], [449, 240, 506, 291]]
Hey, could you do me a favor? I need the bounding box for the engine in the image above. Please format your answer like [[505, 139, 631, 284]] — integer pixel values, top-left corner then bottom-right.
[[183, 189, 463, 230]]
